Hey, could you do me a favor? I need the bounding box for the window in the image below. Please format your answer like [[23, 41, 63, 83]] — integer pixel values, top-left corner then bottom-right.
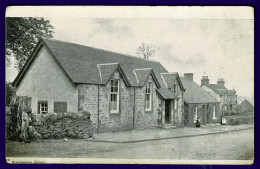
[[193, 106, 198, 123], [213, 105, 217, 119], [145, 82, 152, 111], [174, 99, 177, 110], [110, 79, 119, 113], [225, 95, 227, 101], [38, 101, 48, 114], [173, 84, 177, 94], [54, 102, 67, 113]]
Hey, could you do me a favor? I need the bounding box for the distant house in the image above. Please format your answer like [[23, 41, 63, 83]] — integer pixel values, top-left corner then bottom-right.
[[201, 76, 237, 114], [180, 74, 221, 127], [12, 38, 184, 132], [239, 99, 254, 113]]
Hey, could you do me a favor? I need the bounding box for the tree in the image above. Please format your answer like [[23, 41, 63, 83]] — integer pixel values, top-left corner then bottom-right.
[[136, 43, 155, 59], [5, 81, 15, 105], [6, 17, 54, 71]]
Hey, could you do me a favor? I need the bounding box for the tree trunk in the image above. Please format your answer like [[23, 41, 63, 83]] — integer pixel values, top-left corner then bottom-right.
[[9, 95, 32, 142]]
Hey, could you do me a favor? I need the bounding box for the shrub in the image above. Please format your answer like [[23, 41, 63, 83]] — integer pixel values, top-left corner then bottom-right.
[[229, 118, 240, 125]]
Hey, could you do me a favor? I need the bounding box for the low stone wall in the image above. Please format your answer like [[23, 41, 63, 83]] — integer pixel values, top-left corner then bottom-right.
[[31, 111, 94, 139]]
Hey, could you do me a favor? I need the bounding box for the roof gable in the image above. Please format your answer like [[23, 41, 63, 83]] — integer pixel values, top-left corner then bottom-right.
[[181, 77, 218, 104], [241, 99, 254, 107], [156, 88, 178, 100], [161, 73, 185, 91], [98, 63, 130, 86], [133, 68, 161, 88], [13, 41, 74, 87]]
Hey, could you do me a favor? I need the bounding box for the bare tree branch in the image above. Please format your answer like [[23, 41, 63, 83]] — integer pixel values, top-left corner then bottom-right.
[[136, 43, 155, 59]]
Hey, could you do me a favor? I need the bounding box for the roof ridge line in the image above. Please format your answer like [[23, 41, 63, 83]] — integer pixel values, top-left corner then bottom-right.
[[161, 72, 178, 74], [42, 38, 160, 63], [134, 68, 153, 70], [97, 63, 119, 66]]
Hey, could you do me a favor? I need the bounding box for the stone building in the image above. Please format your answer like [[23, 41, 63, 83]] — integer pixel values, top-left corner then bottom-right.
[[13, 38, 185, 133], [180, 74, 221, 127], [201, 76, 237, 114]]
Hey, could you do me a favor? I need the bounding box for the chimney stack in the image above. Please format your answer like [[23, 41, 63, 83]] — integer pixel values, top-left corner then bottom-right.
[[201, 76, 209, 86], [184, 73, 193, 80], [217, 78, 225, 87]]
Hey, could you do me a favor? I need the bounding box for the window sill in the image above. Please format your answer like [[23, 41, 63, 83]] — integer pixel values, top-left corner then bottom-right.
[[110, 112, 120, 115], [213, 118, 217, 120]]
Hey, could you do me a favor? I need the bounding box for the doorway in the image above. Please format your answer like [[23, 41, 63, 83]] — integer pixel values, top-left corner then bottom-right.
[[165, 100, 171, 124]]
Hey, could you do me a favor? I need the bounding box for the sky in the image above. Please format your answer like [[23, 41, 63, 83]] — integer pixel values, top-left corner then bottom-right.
[[6, 6, 254, 98]]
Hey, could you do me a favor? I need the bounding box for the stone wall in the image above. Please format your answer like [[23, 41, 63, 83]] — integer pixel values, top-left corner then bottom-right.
[[78, 72, 162, 132], [78, 84, 98, 130], [175, 78, 184, 126], [98, 71, 134, 132], [134, 76, 161, 129], [32, 111, 94, 139]]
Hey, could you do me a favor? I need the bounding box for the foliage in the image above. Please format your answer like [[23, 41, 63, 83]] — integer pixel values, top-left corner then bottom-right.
[[6, 17, 54, 71], [229, 118, 240, 125], [5, 81, 15, 106], [136, 43, 155, 59]]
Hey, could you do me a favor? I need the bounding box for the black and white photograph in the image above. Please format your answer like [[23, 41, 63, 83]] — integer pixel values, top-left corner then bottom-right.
[[5, 6, 254, 164]]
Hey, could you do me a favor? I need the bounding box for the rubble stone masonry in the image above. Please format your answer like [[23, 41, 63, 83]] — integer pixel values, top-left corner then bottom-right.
[[78, 71, 162, 133]]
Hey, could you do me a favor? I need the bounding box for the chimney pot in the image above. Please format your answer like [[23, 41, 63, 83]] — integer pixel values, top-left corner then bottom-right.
[[217, 78, 225, 87]]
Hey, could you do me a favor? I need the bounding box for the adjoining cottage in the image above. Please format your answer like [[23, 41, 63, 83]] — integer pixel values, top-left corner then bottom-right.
[[12, 38, 185, 133], [180, 74, 221, 127], [238, 99, 254, 113], [201, 76, 238, 114]]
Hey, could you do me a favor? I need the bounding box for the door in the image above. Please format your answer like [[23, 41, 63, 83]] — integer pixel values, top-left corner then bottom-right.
[[165, 100, 171, 124], [54, 102, 67, 113]]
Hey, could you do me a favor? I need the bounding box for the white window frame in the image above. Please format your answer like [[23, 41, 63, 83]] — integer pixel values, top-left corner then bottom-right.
[[174, 99, 177, 110], [213, 105, 217, 119], [39, 101, 48, 114], [110, 79, 120, 114], [193, 105, 198, 123], [145, 82, 152, 111]]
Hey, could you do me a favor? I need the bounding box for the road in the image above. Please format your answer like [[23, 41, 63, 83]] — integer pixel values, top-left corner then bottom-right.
[[6, 128, 254, 160]]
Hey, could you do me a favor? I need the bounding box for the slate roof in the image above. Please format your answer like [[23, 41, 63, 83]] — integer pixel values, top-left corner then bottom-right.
[[241, 99, 254, 107], [237, 96, 254, 105], [207, 84, 228, 95], [160, 73, 185, 90], [180, 77, 218, 104], [97, 63, 129, 85], [134, 68, 153, 87], [156, 88, 179, 100], [13, 38, 168, 87]]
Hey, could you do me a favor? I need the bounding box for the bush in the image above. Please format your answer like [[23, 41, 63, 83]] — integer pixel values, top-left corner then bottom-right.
[[229, 118, 240, 125]]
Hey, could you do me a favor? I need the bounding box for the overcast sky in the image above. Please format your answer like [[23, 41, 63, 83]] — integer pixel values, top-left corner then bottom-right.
[[6, 6, 254, 98]]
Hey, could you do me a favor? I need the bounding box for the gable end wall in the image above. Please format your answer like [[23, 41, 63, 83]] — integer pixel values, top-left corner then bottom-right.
[[16, 46, 78, 113]]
